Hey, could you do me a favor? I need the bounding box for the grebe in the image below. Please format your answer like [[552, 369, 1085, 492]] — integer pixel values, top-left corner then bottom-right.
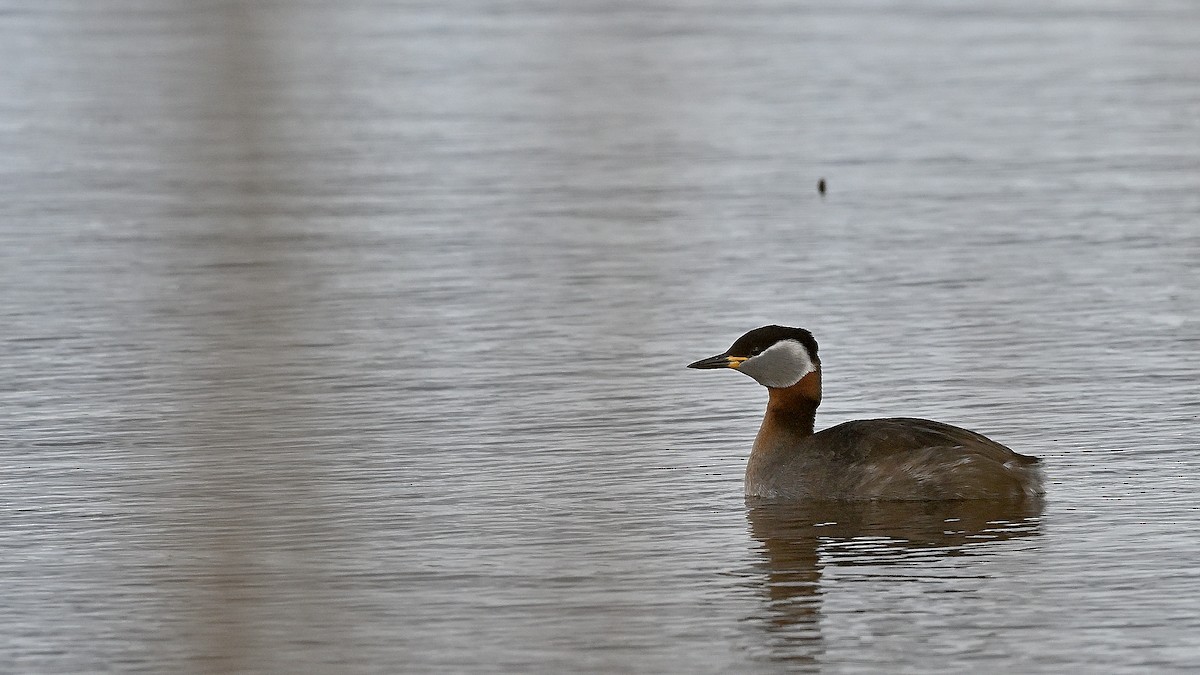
[[688, 325, 1043, 501]]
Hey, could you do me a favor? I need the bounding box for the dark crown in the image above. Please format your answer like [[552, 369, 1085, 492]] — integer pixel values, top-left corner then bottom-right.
[[727, 325, 819, 360]]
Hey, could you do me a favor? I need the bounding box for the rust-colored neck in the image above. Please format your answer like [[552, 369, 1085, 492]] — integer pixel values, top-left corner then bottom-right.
[[747, 370, 823, 495], [763, 370, 822, 438]]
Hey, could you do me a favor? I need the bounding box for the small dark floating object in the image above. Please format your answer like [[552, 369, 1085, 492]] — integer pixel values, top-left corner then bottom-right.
[[817, 178, 826, 195]]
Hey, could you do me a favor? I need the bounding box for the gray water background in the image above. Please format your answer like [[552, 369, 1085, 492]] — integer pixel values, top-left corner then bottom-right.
[[2, 1, 1199, 672]]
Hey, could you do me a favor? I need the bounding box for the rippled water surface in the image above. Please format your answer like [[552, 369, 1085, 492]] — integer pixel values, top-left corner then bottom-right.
[[3, 1, 1199, 672]]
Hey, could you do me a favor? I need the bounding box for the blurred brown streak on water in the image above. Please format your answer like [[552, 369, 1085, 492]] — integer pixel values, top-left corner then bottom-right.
[[165, 2, 331, 668]]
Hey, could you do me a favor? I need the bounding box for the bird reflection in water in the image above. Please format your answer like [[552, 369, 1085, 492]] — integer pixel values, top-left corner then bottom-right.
[[743, 498, 1043, 664]]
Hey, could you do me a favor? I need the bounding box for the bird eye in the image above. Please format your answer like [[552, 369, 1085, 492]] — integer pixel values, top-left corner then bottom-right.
[[750, 348, 762, 356]]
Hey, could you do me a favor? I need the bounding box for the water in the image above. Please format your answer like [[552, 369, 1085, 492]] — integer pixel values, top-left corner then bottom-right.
[[2, 1, 1198, 672]]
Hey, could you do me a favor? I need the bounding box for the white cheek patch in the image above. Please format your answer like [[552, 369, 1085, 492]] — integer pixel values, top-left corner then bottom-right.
[[739, 339, 815, 388]]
